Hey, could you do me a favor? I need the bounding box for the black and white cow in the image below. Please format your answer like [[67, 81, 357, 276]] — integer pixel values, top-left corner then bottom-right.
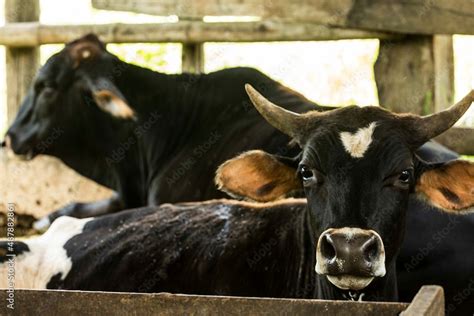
[[3, 34, 322, 230], [1, 88, 473, 314]]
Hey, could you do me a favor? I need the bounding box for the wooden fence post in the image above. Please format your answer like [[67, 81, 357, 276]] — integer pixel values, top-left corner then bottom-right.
[[182, 43, 204, 73], [180, 17, 204, 73], [375, 35, 454, 115], [5, 0, 40, 125], [433, 35, 454, 112]]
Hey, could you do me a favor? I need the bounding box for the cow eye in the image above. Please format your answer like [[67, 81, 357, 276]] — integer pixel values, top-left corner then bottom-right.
[[300, 166, 315, 182], [35, 81, 45, 93], [399, 170, 411, 183], [392, 169, 413, 189], [35, 81, 55, 93]]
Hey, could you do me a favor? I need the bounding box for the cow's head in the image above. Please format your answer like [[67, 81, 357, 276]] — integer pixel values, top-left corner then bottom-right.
[[216, 85, 474, 300], [4, 34, 135, 159]]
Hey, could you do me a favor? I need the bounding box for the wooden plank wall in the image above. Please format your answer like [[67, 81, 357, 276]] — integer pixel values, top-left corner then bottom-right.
[[1, 0, 472, 153], [0, 22, 397, 46], [4, 0, 39, 125], [92, 0, 474, 34]]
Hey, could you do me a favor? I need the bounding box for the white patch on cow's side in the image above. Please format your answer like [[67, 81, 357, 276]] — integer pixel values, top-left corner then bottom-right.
[[340, 122, 377, 158], [0, 216, 92, 289], [33, 216, 51, 232], [215, 205, 230, 220]]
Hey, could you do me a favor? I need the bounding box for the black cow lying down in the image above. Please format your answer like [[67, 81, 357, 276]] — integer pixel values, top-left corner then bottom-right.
[[4, 34, 323, 231], [1, 88, 473, 315], [0, 200, 473, 314]]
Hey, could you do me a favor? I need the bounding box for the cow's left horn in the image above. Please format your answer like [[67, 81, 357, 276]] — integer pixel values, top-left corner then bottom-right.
[[245, 84, 304, 140], [416, 90, 474, 142]]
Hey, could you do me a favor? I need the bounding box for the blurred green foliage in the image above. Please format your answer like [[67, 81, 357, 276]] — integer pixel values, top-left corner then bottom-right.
[[107, 43, 181, 74]]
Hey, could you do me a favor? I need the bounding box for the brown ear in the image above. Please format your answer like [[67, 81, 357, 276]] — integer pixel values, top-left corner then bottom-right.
[[87, 77, 135, 120], [93, 90, 135, 119], [67, 34, 106, 68], [416, 160, 474, 213], [215, 150, 301, 202]]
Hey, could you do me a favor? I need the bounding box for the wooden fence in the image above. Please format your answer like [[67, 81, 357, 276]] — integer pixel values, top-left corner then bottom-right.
[[0, 286, 444, 316], [1, 0, 473, 153]]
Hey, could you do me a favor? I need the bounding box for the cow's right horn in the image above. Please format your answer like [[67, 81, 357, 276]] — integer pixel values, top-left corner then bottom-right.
[[414, 90, 474, 144], [245, 84, 305, 141]]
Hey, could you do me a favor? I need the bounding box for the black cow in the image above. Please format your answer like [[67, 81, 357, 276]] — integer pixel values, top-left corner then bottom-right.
[[3, 34, 322, 230], [1, 198, 473, 314], [1, 89, 473, 315]]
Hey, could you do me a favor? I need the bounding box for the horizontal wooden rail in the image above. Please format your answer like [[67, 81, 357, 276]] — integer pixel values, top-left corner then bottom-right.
[[92, 0, 474, 35], [0, 286, 445, 315], [0, 289, 409, 315], [0, 21, 400, 47]]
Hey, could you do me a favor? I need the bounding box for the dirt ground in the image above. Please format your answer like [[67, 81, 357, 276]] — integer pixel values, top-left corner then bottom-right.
[[0, 148, 112, 236]]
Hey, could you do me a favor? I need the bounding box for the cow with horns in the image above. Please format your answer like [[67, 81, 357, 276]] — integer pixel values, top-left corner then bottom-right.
[[1, 88, 473, 314]]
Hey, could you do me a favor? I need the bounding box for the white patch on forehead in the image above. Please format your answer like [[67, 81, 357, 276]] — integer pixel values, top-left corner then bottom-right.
[[0, 216, 92, 289], [339, 122, 377, 158]]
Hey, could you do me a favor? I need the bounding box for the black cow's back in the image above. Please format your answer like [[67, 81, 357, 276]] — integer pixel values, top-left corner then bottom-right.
[[53, 199, 313, 297], [145, 67, 316, 204]]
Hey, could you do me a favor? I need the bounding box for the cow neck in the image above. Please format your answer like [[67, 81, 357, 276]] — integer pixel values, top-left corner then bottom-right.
[[114, 64, 207, 157], [297, 208, 319, 299], [50, 128, 119, 190]]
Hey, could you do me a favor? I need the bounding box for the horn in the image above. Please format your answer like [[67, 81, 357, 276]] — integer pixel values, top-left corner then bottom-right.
[[245, 84, 304, 140], [415, 90, 474, 142]]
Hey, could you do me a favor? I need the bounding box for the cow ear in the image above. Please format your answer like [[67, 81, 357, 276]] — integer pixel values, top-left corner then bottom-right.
[[215, 150, 302, 202], [88, 78, 136, 120], [416, 159, 474, 213], [92, 89, 136, 120], [67, 33, 106, 68]]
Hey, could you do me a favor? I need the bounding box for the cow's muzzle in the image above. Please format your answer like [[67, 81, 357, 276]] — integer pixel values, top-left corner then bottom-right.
[[3, 132, 36, 160], [315, 227, 386, 290]]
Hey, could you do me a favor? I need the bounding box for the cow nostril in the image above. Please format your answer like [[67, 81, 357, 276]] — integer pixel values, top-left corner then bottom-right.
[[2, 135, 11, 149], [320, 234, 336, 260], [362, 236, 380, 263]]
